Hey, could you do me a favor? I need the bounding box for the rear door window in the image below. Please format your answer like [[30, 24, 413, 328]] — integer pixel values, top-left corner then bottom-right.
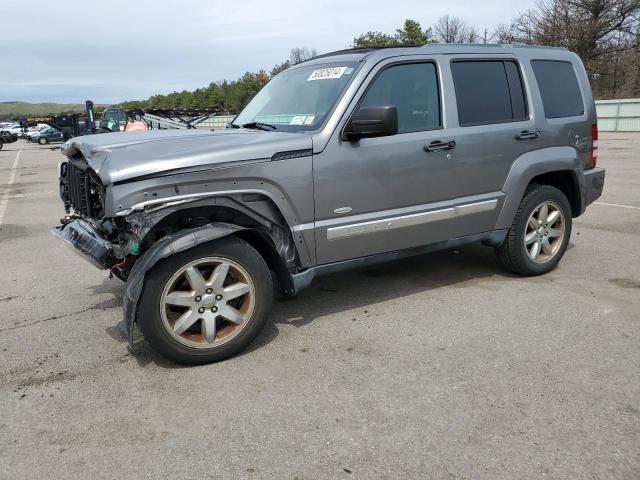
[[531, 60, 584, 118], [451, 60, 528, 126]]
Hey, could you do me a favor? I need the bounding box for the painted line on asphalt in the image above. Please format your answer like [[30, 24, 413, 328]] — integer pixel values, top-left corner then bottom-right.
[[594, 201, 640, 211], [0, 141, 23, 226], [4, 190, 56, 200]]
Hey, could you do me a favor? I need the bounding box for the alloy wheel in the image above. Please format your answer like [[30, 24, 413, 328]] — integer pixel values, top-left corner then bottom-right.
[[160, 257, 255, 348], [524, 200, 566, 264]]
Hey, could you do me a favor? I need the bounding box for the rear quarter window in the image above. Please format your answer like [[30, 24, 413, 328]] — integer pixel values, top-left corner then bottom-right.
[[531, 60, 584, 118]]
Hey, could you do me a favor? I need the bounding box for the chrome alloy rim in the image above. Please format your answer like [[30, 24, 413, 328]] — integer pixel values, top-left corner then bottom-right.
[[524, 201, 566, 264], [160, 257, 255, 348]]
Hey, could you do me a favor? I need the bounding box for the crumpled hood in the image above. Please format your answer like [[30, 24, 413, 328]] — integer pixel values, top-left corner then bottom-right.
[[62, 128, 312, 185]]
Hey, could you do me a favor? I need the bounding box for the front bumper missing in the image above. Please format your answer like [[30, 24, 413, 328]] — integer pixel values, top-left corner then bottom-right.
[[52, 219, 115, 269]]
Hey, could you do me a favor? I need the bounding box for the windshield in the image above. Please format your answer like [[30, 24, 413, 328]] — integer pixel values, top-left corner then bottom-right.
[[233, 62, 359, 132]]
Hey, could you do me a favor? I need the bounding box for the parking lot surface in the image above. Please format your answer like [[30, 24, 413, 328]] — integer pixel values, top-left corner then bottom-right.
[[0, 134, 638, 479]]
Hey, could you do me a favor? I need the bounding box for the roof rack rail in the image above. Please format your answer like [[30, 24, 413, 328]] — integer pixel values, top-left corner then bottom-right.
[[303, 43, 567, 63], [420, 43, 568, 50], [303, 45, 423, 62]]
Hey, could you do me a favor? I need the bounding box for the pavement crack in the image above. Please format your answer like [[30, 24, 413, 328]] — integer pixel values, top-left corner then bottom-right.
[[0, 306, 95, 333]]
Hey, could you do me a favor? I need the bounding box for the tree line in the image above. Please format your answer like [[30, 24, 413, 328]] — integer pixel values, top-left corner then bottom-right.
[[119, 47, 316, 113], [121, 0, 640, 112]]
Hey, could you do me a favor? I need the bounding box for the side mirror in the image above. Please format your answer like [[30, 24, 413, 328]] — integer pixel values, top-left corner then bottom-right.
[[344, 105, 398, 141]]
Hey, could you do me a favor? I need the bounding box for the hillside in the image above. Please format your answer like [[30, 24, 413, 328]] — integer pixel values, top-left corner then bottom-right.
[[0, 102, 90, 120]]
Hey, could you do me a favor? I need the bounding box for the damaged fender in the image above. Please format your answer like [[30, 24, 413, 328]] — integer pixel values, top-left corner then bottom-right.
[[119, 222, 245, 345]]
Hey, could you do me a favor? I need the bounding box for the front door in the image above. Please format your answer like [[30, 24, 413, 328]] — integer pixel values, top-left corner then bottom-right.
[[313, 59, 458, 265]]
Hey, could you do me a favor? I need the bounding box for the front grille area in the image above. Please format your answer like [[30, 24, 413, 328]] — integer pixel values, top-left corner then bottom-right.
[[64, 158, 104, 218]]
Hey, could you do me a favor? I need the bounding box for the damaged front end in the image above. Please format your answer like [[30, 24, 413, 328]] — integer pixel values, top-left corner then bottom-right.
[[53, 152, 303, 346], [54, 154, 137, 275], [52, 219, 115, 269]]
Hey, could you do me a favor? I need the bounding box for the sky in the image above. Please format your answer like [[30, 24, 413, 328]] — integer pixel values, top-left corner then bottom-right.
[[1, 0, 536, 104]]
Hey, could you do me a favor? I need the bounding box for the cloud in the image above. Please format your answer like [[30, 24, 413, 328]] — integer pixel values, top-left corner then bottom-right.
[[0, 0, 535, 103]]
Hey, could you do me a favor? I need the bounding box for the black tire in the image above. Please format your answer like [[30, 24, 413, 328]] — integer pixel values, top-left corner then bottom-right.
[[496, 185, 572, 276], [0, 140, 3, 150], [38, 137, 48, 145], [137, 236, 273, 364]]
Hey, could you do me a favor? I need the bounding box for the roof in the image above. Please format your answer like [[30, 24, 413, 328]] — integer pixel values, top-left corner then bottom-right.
[[302, 44, 569, 65]]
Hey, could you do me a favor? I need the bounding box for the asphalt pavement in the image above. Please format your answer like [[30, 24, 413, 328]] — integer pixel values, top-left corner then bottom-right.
[[0, 134, 638, 479]]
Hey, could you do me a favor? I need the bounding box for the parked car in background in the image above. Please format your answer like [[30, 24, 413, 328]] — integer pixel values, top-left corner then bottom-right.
[[25, 124, 50, 141], [31, 126, 63, 144], [54, 44, 605, 364], [4, 123, 23, 137], [0, 130, 18, 150]]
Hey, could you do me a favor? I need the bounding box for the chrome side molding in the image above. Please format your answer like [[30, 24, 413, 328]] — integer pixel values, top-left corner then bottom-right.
[[326, 199, 498, 241]]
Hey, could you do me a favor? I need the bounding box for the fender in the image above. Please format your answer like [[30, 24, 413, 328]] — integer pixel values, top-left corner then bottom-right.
[[107, 170, 315, 268], [119, 222, 245, 345], [124, 193, 300, 271], [495, 146, 584, 230]]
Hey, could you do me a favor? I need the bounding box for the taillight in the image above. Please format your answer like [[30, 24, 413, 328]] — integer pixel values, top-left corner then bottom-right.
[[589, 123, 598, 169]]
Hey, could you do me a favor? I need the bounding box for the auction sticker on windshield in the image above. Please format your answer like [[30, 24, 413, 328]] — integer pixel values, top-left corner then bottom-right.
[[307, 67, 348, 81], [290, 114, 316, 125]]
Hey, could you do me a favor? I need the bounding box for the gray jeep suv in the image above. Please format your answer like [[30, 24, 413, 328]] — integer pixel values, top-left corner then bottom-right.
[[54, 44, 605, 364]]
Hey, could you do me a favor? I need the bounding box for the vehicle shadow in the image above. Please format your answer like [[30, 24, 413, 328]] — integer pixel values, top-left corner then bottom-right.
[[122, 242, 518, 368], [268, 243, 513, 329]]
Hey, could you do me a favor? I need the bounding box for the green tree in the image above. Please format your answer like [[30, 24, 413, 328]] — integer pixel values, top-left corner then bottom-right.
[[352, 31, 399, 47], [270, 61, 290, 76], [117, 45, 319, 112], [353, 19, 433, 47], [396, 19, 433, 45]]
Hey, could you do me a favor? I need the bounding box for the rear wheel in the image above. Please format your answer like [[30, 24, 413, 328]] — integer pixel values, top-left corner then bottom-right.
[[496, 185, 572, 276], [137, 236, 273, 364], [38, 137, 48, 145]]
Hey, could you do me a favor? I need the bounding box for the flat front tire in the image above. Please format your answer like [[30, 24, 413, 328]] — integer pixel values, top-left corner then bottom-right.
[[137, 236, 273, 364], [496, 185, 572, 276]]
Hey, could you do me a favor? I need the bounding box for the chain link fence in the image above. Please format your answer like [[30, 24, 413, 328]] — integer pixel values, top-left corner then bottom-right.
[[196, 115, 236, 129]]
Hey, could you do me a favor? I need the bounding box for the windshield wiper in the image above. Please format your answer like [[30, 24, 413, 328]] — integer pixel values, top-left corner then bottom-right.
[[241, 122, 277, 131], [226, 122, 241, 129]]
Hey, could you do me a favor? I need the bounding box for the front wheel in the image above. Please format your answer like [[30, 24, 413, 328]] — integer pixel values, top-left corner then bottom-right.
[[38, 137, 48, 145], [137, 236, 273, 364], [496, 185, 572, 276]]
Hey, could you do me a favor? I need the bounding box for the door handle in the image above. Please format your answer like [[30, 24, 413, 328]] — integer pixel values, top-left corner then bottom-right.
[[424, 140, 456, 152], [517, 130, 541, 140]]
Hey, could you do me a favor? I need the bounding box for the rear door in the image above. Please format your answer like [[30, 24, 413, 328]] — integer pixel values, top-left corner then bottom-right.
[[442, 56, 539, 204]]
